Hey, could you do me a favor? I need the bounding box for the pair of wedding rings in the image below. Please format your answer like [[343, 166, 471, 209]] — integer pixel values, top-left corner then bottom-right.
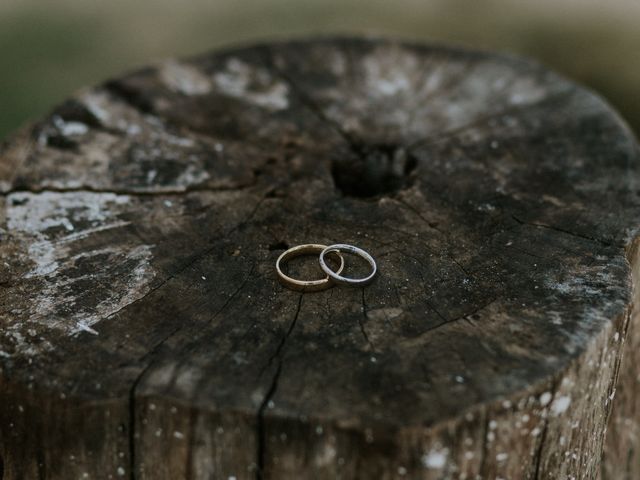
[[276, 243, 377, 292]]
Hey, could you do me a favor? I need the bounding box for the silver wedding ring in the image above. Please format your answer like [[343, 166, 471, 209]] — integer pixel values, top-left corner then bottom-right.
[[319, 244, 377, 287]]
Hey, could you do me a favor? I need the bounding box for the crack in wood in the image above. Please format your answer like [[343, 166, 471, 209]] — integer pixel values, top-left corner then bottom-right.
[[406, 89, 576, 152], [390, 196, 445, 235], [265, 49, 362, 151], [256, 294, 303, 480], [478, 410, 490, 478], [118, 196, 265, 477], [1, 183, 257, 197], [359, 288, 375, 352], [532, 379, 559, 479], [126, 261, 257, 477], [417, 289, 497, 337], [103, 194, 266, 328], [512, 214, 617, 248], [386, 196, 475, 278]]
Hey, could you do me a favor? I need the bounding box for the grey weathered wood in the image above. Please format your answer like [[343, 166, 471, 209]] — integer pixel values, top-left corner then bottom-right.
[[1, 37, 639, 479]]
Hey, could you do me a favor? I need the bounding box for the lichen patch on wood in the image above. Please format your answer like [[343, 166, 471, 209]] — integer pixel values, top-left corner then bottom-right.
[[2, 191, 156, 352]]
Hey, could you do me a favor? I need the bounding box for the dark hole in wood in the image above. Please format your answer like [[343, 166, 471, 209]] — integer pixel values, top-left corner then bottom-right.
[[52, 99, 103, 128], [268, 241, 289, 251], [0, 452, 4, 480], [331, 144, 417, 198], [103, 78, 155, 114], [10, 196, 29, 207], [265, 188, 285, 198], [403, 151, 418, 176], [46, 134, 78, 150]]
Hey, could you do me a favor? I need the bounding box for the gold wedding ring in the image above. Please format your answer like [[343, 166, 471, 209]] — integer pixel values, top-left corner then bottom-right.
[[276, 244, 345, 292]]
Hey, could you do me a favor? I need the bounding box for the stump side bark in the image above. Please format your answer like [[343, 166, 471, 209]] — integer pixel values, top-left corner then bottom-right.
[[0, 37, 639, 479], [603, 238, 640, 480]]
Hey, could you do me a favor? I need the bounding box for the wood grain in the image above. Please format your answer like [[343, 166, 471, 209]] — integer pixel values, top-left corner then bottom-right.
[[0, 37, 639, 479]]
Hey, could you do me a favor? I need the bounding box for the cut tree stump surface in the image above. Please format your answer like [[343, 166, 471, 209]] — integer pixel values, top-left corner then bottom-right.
[[1, 37, 640, 479]]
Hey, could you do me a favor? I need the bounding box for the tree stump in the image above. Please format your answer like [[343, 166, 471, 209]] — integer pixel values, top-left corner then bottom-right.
[[1, 37, 639, 480]]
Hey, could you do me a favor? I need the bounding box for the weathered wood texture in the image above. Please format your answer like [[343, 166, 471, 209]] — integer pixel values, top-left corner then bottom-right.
[[1, 37, 639, 479]]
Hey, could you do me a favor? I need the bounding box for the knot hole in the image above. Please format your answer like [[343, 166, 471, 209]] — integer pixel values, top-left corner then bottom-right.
[[331, 144, 417, 198]]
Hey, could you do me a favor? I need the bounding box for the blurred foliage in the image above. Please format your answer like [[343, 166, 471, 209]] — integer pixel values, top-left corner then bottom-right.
[[1, 0, 638, 139]]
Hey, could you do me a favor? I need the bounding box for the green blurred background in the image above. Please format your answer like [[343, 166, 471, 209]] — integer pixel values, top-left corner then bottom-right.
[[1, 0, 639, 140]]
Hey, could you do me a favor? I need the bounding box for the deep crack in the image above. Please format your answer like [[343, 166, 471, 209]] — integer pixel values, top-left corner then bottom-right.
[[256, 294, 303, 479], [126, 261, 257, 479], [264, 49, 360, 150], [121, 196, 265, 479], [107, 194, 266, 323], [532, 378, 560, 479], [406, 89, 574, 152], [1, 182, 256, 197], [256, 361, 282, 480], [127, 360, 158, 480], [478, 410, 490, 477], [359, 289, 375, 351], [512, 214, 616, 248]]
